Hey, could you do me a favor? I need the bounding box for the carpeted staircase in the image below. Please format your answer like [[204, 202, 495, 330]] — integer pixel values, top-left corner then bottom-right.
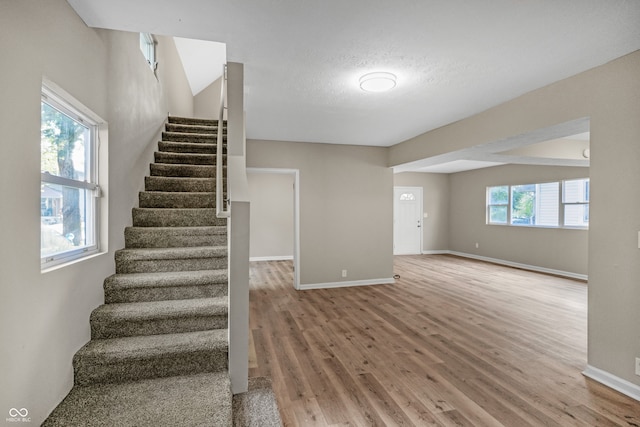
[[44, 116, 233, 426]]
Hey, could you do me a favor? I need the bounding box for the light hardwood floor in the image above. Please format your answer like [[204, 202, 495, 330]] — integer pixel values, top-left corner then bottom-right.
[[248, 255, 640, 426]]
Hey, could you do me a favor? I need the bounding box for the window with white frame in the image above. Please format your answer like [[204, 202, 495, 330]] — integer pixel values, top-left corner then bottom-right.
[[487, 179, 588, 229], [487, 186, 509, 224], [562, 178, 589, 227], [41, 85, 100, 268], [511, 182, 559, 227], [139, 33, 157, 71]]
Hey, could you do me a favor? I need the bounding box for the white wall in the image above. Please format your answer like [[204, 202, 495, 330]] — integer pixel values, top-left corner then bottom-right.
[[194, 77, 223, 120], [247, 140, 394, 286], [248, 173, 294, 260], [0, 1, 195, 423]]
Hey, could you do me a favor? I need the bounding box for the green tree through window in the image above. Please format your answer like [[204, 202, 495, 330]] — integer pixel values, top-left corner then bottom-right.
[[41, 101, 87, 246]]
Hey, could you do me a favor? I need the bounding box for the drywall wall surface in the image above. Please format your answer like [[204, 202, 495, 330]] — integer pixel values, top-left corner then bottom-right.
[[105, 30, 167, 252], [156, 35, 194, 118], [0, 1, 111, 424], [105, 30, 196, 253], [194, 77, 223, 120], [585, 51, 640, 387], [393, 172, 450, 251], [247, 140, 393, 286], [449, 165, 589, 275], [0, 2, 197, 423], [390, 50, 640, 388], [248, 173, 294, 259]]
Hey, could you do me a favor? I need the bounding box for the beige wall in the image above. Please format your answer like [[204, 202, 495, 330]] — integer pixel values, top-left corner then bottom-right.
[[247, 140, 394, 285], [390, 50, 640, 388], [248, 173, 294, 260], [393, 172, 450, 251], [194, 77, 223, 120], [156, 35, 194, 118], [449, 165, 589, 275], [0, 1, 196, 423]]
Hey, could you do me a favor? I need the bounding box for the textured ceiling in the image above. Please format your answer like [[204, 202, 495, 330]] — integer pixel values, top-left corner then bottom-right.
[[67, 0, 640, 148]]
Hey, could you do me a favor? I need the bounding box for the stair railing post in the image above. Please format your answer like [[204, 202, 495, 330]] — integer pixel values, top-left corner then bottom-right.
[[224, 62, 250, 394]]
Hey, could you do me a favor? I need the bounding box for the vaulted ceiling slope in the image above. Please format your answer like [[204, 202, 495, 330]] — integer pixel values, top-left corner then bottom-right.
[[67, 0, 640, 147]]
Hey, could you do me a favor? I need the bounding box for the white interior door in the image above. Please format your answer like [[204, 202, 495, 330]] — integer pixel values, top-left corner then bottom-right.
[[394, 187, 422, 255]]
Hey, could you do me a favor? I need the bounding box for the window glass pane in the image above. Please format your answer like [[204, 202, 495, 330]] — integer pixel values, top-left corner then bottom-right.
[[511, 183, 559, 226], [511, 184, 535, 225], [41, 102, 89, 180], [489, 206, 508, 224], [564, 204, 589, 227], [489, 186, 508, 204], [399, 193, 415, 201], [563, 179, 589, 203], [41, 184, 94, 258]]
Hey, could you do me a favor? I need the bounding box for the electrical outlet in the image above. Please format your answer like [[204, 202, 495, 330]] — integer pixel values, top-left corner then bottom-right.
[[341, 269, 347, 278], [475, 242, 479, 249], [635, 357, 640, 376]]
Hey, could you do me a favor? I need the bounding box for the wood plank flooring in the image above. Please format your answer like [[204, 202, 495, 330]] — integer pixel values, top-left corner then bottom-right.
[[248, 255, 640, 426]]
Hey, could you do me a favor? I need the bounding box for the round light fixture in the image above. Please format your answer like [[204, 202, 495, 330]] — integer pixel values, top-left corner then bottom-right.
[[359, 72, 397, 92]]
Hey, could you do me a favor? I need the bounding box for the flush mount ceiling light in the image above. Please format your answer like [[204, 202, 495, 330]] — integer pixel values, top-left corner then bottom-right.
[[359, 72, 397, 92]]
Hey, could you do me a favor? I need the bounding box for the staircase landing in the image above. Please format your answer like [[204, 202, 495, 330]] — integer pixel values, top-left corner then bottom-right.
[[43, 372, 231, 427]]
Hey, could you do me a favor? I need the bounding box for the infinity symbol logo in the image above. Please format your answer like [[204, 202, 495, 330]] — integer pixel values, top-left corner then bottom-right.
[[9, 408, 28, 417]]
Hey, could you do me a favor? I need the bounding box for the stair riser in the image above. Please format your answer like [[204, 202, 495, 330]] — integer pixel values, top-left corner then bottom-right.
[[116, 257, 227, 274], [91, 316, 228, 340], [154, 152, 216, 165], [139, 192, 215, 208], [168, 116, 221, 126], [150, 164, 216, 178], [165, 123, 224, 134], [145, 177, 214, 192], [132, 209, 226, 227], [105, 284, 227, 304], [73, 351, 228, 385], [158, 141, 219, 154], [125, 232, 226, 248], [162, 132, 225, 144]]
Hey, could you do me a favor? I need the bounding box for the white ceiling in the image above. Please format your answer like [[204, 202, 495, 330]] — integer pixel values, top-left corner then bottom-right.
[[66, 0, 640, 148], [173, 37, 226, 96]]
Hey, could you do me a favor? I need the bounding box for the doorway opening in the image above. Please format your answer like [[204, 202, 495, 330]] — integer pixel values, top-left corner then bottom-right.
[[247, 168, 300, 289]]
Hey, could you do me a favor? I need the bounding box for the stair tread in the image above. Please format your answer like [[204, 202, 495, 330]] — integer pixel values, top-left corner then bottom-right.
[[146, 176, 214, 182], [43, 372, 231, 427], [125, 225, 226, 234], [155, 151, 215, 157], [116, 246, 227, 261], [92, 297, 228, 321], [165, 123, 225, 134], [169, 116, 225, 124], [162, 132, 221, 139], [75, 329, 227, 361], [105, 269, 228, 289]]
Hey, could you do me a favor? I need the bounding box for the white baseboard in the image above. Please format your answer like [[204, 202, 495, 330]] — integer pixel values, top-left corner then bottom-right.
[[249, 256, 293, 262], [299, 277, 395, 291], [447, 251, 588, 281], [421, 250, 450, 255], [583, 365, 640, 402]]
